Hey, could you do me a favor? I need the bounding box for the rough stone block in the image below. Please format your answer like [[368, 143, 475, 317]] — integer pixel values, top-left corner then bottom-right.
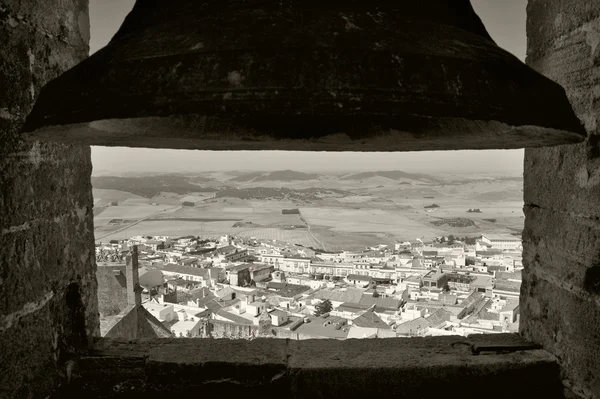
[[0, 1, 95, 399], [68, 336, 564, 399], [525, 2, 600, 397], [524, 144, 600, 219], [520, 271, 600, 399], [523, 205, 600, 295]]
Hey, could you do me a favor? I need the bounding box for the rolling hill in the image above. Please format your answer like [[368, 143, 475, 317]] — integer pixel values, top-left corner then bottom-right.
[[340, 170, 440, 183], [229, 170, 320, 182], [91, 175, 212, 198]]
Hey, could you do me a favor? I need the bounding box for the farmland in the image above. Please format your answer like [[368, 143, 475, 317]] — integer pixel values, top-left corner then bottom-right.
[[234, 228, 322, 249], [92, 170, 524, 249]]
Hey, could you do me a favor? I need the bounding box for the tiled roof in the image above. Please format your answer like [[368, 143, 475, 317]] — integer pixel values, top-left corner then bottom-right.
[[496, 271, 522, 281], [162, 264, 223, 278], [266, 283, 310, 298], [213, 245, 237, 254], [167, 279, 202, 288], [459, 291, 485, 308], [177, 288, 217, 307], [312, 288, 364, 304], [352, 310, 390, 329], [359, 295, 400, 310], [269, 309, 288, 318], [347, 274, 373, 282], [294, 316, 350, 339], [395, 318, 430, 335], [494, 280, 521, 292], [230, 264, 252, 272], [250, 263, 272, 271], [500, 300, 520, 312], [336, 302, 372, 313], [425, 308, 453, 327], [215, 309, 254, 325], [440, 293, 458, 306]]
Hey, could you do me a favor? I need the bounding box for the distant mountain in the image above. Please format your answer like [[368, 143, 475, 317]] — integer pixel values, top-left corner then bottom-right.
[[228, 171, 266, 182], [91, 175, 212, 198], [340, 170, 440, 183], [229, 170, 320, 182]]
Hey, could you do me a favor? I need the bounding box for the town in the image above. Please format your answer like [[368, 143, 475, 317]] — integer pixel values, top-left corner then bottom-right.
[[96, 234, 522, 339], [96, 231, 523, 340]]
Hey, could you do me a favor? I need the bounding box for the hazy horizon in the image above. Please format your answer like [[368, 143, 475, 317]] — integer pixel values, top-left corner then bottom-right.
[[90, 0, 527, 177]]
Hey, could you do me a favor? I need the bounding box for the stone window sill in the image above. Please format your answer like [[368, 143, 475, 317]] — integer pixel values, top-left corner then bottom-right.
[[66, 333, 565, 399]]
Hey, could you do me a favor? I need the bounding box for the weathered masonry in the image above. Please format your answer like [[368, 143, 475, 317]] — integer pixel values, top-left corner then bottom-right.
[[522, 1, 600, 397], [1, 1, 599, 398]]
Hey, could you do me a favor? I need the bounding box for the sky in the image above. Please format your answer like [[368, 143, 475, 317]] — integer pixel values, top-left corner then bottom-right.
[[89, 0, 527, 175]]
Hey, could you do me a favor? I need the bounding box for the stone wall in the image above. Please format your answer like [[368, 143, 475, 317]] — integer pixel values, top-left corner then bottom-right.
[[0, 1, 97, 398], [69, 335, 566, 399], [522, 1, 600, 398]]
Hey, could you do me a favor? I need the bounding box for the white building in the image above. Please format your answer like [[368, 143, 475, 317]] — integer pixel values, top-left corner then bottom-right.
[[480, 234, 522, 250]]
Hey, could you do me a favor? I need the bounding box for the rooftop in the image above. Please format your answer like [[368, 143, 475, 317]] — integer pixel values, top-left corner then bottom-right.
[[482, 234, 522, 242], [311, 288, 364, 304], [395, 317, 431, 335], [359, 295, 401, 311], [423, 270, 446, 281], [459, 291, 486, 308], [494, 280, 522, 293], [161, 264, 223, 278], [229, 264, 252, 272], [336, 302, 372, 313], [269, 309, 288, 318], [266, 282, 310, 298], [215, 309, 254, 325], [346, 274, 373, 282], [294, 316, 350, 339], [496, 271, 522, 281], [353, 310, 390, 329], [500, 300, 520, 313], [425, 308, 453, 327], [167, 279, 203, 288]]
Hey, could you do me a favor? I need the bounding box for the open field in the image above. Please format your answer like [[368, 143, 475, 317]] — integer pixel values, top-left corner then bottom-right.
[[234, 228, 322, 249], [309, 227, 396, 252], [93, 188, 146, 207], [94, 204, 179, 227], [93, 171, 525, 246], [96, 220, 239, 241], [300, 207, 446, 237]]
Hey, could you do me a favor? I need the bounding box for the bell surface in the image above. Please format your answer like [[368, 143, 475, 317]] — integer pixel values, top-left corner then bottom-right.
[[22, 0, 586, 151]]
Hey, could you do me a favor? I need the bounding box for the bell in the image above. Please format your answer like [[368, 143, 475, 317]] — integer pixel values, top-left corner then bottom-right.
[[22, 0, 586, 151]]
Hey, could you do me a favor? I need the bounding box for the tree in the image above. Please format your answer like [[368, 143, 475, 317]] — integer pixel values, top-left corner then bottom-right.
[[314, 299, 333, 317], [442, 283, 451, 292], [447, 235, 455, 245], [372, 291, 380, 298]]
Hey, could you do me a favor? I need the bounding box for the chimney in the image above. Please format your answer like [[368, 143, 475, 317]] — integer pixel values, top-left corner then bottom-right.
[[125, 245, 142, 306]]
